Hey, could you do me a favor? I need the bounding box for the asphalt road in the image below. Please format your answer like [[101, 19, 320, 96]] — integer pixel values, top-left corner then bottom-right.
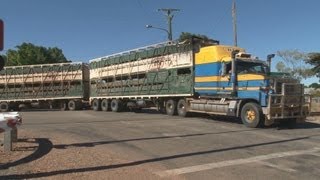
[[2, 110, 320, 179]]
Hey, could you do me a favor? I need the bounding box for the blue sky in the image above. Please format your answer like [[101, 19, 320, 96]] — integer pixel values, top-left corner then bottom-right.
[[0, 0, 319, 84]]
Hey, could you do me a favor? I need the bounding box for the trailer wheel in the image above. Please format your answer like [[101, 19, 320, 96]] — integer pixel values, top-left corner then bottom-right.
[[68, 100, 81, 111], [111, 99, 122, 112], [0, 102, 9, 112], [101, 99, 109, 111], [241, 102, 264, 128], [92, 99, 101, 111], [166, 99, 177, 116], [177, 99, 189, 117]]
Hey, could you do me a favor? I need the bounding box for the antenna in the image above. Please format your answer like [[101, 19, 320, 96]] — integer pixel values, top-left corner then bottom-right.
[[232, 0, 238, 46]]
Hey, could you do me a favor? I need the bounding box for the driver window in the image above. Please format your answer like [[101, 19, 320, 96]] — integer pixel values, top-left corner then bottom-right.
[[226, 63, 231, 74], [221, 62, 231, 76]]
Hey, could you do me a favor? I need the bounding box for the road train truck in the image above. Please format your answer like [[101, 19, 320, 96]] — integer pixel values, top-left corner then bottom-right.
[[89, 40, 310, 127], [0, 62, 90, 111]]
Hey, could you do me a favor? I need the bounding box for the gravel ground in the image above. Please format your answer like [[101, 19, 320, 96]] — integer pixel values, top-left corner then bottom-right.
[[1, 113, 319, 180], [0, 129, 178, 180]]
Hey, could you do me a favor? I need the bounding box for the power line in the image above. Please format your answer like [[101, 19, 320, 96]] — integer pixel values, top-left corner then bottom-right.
[[210, 1, 238, 45], [136, 0, 153, 22]]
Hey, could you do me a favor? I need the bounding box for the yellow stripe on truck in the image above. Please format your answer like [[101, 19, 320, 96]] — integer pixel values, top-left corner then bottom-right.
[[195, 74, 265, 82]]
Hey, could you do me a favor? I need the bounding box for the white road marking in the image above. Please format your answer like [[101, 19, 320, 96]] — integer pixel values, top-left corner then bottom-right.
[[244, 130, 320, 147], [155, 147, 320, 177], [256, 161, 296, 173]]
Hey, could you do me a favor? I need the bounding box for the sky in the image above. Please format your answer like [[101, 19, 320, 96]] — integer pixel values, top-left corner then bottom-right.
[[0, 0, 319, 84]]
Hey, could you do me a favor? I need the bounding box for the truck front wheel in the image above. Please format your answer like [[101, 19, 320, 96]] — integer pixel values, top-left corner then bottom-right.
[[241, 102, 264, 128]]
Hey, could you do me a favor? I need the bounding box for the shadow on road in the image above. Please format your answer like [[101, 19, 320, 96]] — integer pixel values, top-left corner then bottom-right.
[[0, 135, 316, 179], [294, 121, 320, 129], [53, 129, 257, 149], [0, 129, 254, 172], [0, 138, 53, 170], [273, 121, 320, 130]]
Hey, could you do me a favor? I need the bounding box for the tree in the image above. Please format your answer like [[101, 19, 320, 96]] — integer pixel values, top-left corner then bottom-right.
[[275, 61, 290, 72], [309, 83, 320, 89], [306, 52, 320, 79], [276, 50, 315, 81], [3, 42, 68, 66], [178, 32, 219, 45], [308, 88, 320, 97]]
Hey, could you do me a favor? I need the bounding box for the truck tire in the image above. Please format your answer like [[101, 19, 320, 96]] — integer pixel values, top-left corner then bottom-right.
[[166, 99, 177, 116], [68, 100, 81, 111], [241, 102, 264, 128], [111, 99, 122, 112], [92, 99, 101, 111], [177, 99, 189, 117], [0, 102, 9, 112], [101, 99, 109, 111]]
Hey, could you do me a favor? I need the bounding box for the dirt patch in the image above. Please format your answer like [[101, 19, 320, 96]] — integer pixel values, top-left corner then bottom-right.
[[0, 129, 180, 180]]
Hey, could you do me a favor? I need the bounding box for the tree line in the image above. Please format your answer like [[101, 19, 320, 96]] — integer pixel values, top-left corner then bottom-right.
[[276, 50, 320, 81], [0, 42, 68, 66]]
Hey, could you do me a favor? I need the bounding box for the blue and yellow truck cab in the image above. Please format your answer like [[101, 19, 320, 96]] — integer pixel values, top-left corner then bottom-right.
[[187, 44, 309, 127], [194, 45, 268, 106]]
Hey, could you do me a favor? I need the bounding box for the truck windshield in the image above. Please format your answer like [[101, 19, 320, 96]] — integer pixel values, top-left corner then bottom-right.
[[237, 61, 267, 74]]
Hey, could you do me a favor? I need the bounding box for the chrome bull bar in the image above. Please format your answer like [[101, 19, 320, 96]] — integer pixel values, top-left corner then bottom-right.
[[263, 83, 311, 124]]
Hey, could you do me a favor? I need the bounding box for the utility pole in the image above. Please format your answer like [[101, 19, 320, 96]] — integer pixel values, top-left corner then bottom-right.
[[0, 19, 3, 51], [158, 8, 180, 41], [0, 19, 5, 70], [232, 0, 238, 46]]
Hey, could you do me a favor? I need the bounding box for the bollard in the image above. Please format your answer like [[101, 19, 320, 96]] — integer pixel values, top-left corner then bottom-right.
[[11, 127, 18, 142], [1, 112, 22, 152], [4, 129, 13, 152]]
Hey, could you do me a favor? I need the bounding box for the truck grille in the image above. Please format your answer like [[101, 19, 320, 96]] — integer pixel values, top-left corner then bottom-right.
[[267, 82, 310, 120]]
